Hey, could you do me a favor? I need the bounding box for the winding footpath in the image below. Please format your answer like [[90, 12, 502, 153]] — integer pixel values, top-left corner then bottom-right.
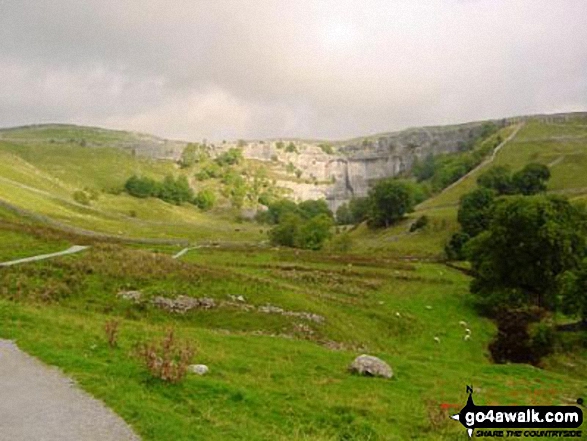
[[0, 245, 89, 267], [0, 340, 139, 441]]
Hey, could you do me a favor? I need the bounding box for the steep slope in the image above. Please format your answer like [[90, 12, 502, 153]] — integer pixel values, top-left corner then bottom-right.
[[351, 114, 587, 257]]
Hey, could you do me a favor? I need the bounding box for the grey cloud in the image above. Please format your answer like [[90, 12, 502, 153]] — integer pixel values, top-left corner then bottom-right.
[[1, 0, 586, 141]]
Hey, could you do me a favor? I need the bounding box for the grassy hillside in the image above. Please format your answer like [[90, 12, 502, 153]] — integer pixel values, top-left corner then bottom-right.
[[1, 244, 585, 440], [352, 117, 587, 258], [1, 118, 587, 440], [0, 127, 264, 243]]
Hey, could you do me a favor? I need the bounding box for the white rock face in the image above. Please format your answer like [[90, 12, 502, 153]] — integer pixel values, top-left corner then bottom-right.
[[349, 354, 393, 379], [189, 364, 209, 376]]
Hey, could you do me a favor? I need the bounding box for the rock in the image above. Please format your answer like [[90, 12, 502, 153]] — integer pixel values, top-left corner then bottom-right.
[[348, 355, 393, 379], [151, 295, 216, 314], [189, 364, 209, 375], [117, 290, 142, 303]]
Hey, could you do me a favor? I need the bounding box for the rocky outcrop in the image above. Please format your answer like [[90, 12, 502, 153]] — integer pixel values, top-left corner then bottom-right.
[[349, 354, 393, 379]]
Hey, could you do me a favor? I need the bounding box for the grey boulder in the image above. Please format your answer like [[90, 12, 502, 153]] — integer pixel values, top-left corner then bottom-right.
[[349, 354, 393, 379]]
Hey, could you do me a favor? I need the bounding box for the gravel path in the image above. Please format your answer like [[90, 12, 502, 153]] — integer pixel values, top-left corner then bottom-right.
[[0, 245, 89, 267], [0, 339, 140, 441]]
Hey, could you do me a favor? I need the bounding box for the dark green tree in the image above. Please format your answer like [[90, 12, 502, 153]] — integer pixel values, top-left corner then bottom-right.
[[268, 212, 301, 247], [335, 203, 353, 225], [457, 187, 496, 237], [466, 195, 587, 315], [295, 214, 333, 250], [298, 199, 333, 220], [512, 163, 550, 195], [349, 197, 371, 224], [477, 166, 514, 195], [124, 175, 158, 198], [367, 179, 415, 228]]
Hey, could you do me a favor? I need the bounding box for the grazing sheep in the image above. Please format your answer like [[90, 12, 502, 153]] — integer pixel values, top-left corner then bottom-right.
[[459, 321, 467, 327], [433, 336, 440, 344], [465, 328, 471, 335], [463, 334, 471, 341], [395, 312, 401, 318]]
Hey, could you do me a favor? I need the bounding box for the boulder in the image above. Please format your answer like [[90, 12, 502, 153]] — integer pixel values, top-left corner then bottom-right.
[[349, 355, 393, 379], [189, 364, 209, 376]]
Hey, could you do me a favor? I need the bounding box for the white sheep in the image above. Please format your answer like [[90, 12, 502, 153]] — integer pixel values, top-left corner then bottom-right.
[[465, 328, 471, 335], [459, 321, 467, 327], [463, 334, 471, 341], [395, 312, 401, 318], [433, 336, 440, 344]]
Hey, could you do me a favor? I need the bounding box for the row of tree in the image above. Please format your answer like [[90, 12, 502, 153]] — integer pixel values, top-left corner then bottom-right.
[[257, 199, 334, 250], [124, 175, 215, 210], [446, 163, 586, 364]]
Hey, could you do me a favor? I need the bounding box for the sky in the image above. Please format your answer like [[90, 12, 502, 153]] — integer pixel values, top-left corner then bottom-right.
[[1, 0, 586, 141]]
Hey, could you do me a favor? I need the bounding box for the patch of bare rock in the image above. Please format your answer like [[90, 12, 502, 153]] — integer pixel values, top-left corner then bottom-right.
[[349, 354, 393, 379]]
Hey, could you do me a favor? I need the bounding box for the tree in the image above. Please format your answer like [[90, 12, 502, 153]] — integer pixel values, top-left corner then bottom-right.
[[412, 154, 436, 182], [558, 259, 587, 324], [298, 199, 333, 220], [124, 175, 158, 198], [512, 163, 550, 195], [263, 199, 300, 224], [367, 179, 415, 228], [336, 203, 353, 225], [268, 212, 301, 247], [295, 214, 333, 250], [477, 166, 514, 195], [349, 197, 370, 224], [179, 143, 203, 168], [457, 187, 496, 237], [445, 231, 471, 261], [194, 189, 215, 210], [466, 195, 587, 315]]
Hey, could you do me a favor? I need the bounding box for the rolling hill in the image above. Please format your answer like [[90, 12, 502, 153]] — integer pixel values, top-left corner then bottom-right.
[[0, 114, 586, 440]]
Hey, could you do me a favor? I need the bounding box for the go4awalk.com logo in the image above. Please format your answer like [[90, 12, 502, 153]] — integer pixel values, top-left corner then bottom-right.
[[450, 386, 584, 438]]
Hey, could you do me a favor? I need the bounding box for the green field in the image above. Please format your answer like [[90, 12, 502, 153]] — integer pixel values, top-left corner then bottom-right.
[[1, 119, 586, 440], [1, 245, 585, 440]]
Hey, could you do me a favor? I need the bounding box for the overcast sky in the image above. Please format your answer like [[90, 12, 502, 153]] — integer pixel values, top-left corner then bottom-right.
[[1, 0, 586, 141]]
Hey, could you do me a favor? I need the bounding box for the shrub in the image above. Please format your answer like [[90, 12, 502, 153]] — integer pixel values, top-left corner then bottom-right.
[[104, 319, 119, 348], [444, 231, 470, 261], [488, 308, 551, 366], [72, 190, 90, 206], [194, 189, 216, 211], [215, 148, 243, 166], [409, 215, 429, 232], [318, 143, 334, 154], [138, 329, 195, 383]]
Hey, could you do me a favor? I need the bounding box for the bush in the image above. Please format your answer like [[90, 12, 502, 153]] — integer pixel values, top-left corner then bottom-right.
[[195, 162, 222, 181], [124, 175, 159, 198], [318, 143, 334, 154], [488, 308, 551, 366], [194, 190, 216, 210], [215, 148, 243, 166], [138, 329, 195, 383], [512, 163, 550, 195], [409, 215, 429, 232], [477, 166, 514, 195], [295, 214, 333, 250], [444, 231, 470, 261], [104, 319, 119, 348], [72, 190, 90, 206]]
